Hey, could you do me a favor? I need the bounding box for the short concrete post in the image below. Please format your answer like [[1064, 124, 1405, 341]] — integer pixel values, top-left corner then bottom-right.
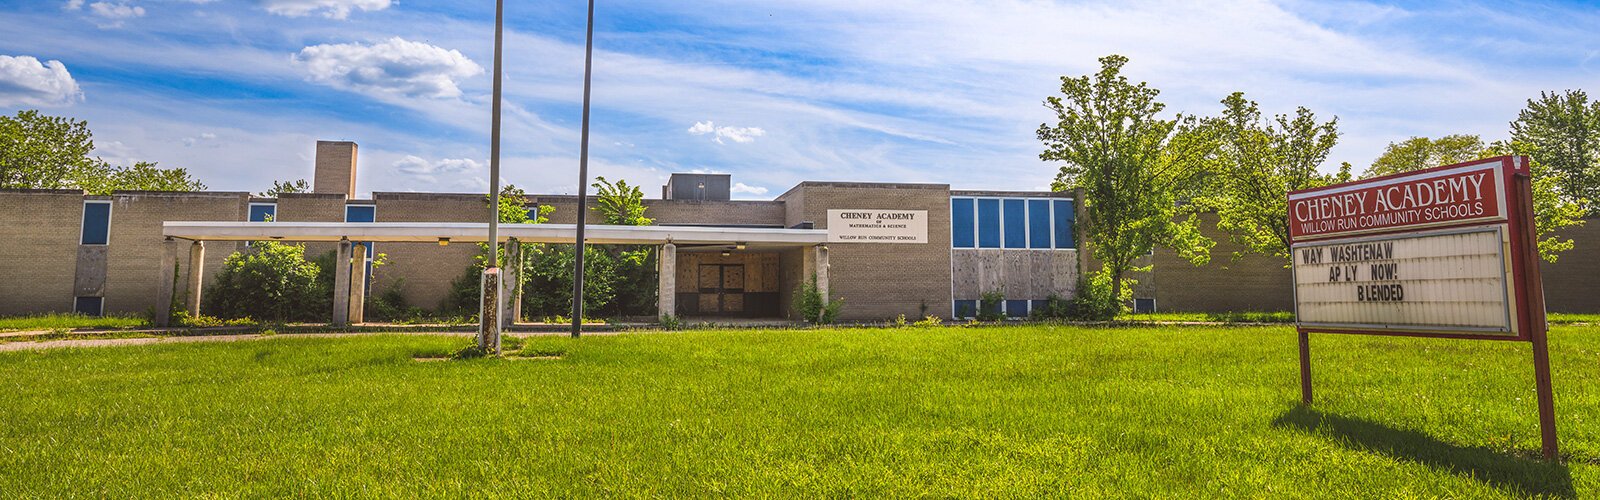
[[658, 243, 676, 319], [502, 239, 520, 328], [349, 243, 368, 324], [152, 238, 180, 327], [332, 239, 351, 326], [185, 241, 205, 317], [815, 244, 830, 318], [478, 267, 501, 355]]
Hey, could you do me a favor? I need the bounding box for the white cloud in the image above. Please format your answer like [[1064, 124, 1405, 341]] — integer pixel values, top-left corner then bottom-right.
[[260, 0, 390, 19], [687, 120, 766, 144], [182, 132, 217, 147], [0, 55, 82, 107], [730, 182, 768, 196], [394, 155, 483, 175], [63, 0, 85, 10], [292, 37, 483, 99], [86, 1, 145, 27]]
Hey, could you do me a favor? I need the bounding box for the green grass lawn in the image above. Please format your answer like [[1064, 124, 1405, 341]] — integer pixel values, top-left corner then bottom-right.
[[0, 312, 147, 332], [2, 325, 1596, 497]]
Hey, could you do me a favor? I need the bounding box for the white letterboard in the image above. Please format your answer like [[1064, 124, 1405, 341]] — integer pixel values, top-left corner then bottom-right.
[[1292, 226, 1514, 335]]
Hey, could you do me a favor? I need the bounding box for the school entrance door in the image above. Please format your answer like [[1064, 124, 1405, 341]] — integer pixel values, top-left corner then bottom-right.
[[697, 264, 745, 315]]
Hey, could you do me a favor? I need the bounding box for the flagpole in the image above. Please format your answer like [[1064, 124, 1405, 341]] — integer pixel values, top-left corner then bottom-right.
[[571, 0, 596, 338]]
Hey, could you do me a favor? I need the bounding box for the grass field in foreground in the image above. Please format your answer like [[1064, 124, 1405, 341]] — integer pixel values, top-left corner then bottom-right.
[[0, 312, 146, 332], [1, 326, 1596, 497]]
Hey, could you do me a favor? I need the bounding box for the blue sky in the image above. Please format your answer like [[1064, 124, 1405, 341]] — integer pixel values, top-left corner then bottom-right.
[[1, 0, 1597, 199]]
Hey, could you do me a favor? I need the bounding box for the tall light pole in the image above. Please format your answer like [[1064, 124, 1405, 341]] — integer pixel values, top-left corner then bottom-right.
[[480, 0, 506, 353], [570, 0, 595, 338]]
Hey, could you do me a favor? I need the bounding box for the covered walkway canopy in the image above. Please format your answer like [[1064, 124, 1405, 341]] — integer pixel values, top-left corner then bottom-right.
[[152, 221, 831, 327], [162, 221, 828, 246]]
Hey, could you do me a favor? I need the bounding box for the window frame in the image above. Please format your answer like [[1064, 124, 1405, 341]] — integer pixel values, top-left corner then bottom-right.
[[79, 200, 112, 246], [73, 296, 104, 317], [248, 202, 278, 222]]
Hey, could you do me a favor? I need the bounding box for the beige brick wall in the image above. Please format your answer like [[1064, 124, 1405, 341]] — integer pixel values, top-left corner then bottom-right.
[[274, 192, 347, 260], [1540, 216, 1600, 313], [533, 196, 786, 226], [372, 193, 485, 310], [1150, 213, 1293, 312], [103, 191, 248, 316], [0, 190, 86, 316], [778, 182, 954, 320], [313, 141, 357, 198]]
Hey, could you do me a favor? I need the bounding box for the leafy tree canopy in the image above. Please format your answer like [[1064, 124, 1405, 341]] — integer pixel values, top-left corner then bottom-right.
[[260, 179, 310, 197], [0, 110, 205, 194], [1037, 54, 1213, 314], [1511, 89, 1599, 215], [1362, 134, 1485, 178], [1192, 92, 1347, 261], [591, 176, 653, 226]]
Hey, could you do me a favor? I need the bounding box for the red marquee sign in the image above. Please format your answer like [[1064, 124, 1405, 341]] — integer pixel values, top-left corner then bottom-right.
[[1289, 160, 1507, 241], [1284, 155, 1558, 460]]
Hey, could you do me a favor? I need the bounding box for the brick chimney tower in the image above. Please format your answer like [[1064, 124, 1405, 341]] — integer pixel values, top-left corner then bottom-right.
[[313, 140, 358, 198]]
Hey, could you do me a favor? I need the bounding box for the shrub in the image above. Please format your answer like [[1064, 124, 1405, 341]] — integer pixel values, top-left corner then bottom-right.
[[1069, 268, 1133, 321], [659, 314, 682, 331], [204, 241, 329, 322], [1029, 294, 1074, 320], [912, 315, 943, 328], [977, 290, 1006, 322], [793, 275, 844, 324]]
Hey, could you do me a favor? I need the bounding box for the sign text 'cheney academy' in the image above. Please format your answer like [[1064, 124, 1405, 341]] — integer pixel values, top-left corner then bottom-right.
[[1289, 162, 1505, 240]]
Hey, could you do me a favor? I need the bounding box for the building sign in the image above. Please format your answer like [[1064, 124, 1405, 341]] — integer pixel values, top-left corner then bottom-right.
[[827, 209, 928, 243], [1288, 160, 1506, 240], [1288, 157, 1535, 339], [1285, 156, 1558, 460], [1293, 227, 1512, 335]]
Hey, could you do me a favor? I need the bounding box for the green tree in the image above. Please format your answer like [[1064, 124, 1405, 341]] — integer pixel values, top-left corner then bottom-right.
[[442, 185, 550, 314], [1, 110, 103, 190], [0, 110, 205, 193], [1194, 92, 1347, 260], [590, 176, 657, 316], [1483, 141, 1587, 263], [260, 179, 311, 197], [1036, 55, 1213, 316], [78, 161, 206, 193], [1511, 89, 1599, 214], [591, 176, 654, 226], [1362, 134, 1485, 178]]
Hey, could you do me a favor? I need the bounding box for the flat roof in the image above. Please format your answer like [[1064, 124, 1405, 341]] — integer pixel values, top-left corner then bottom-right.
[[163, 221, 828, 247]]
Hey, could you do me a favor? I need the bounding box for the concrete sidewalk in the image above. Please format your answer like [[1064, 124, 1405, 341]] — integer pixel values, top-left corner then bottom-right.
[[0, 329, 648, 352]]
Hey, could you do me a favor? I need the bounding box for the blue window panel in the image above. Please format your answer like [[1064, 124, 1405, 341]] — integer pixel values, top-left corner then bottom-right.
[[525, 207, 539, 223], [1003, 199, 1026, 248], [1134, 298, 1156, 314], [74, 296, 103, 316], [953, 300, 977, 319], [1005, 300, 1029, 318], [1030, 299, 1048, 313], [80, 202, 111, 245], [1053, 200, 1076, 249], [950, 198, 975, 248], [345, 205, 375, 223], [345, 205, 377, 287], [248, 204, 276, 222], [1028, 199, 1052, 249], [976, 199, 1000, 248]]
